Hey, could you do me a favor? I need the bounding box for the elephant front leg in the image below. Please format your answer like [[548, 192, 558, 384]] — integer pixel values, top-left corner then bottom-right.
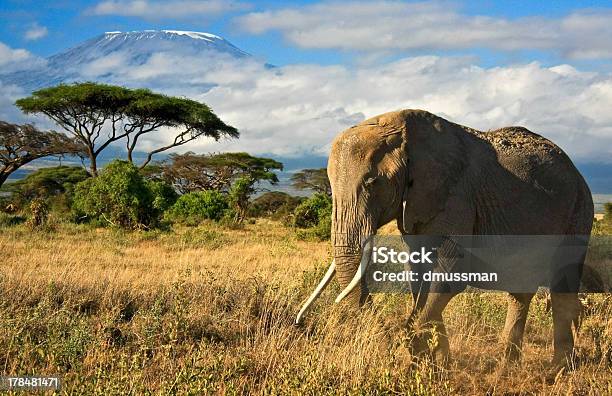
[[409, 291, 456, 365], [501, 292, 535, 362]]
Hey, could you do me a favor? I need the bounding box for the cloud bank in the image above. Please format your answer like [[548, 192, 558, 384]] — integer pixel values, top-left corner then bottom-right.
[[46, 47, 611, 163], [236, 1, 612, 60], [193, 57, 612, 163], [90, 0, 250, 20], [2, 40, 612, 165]]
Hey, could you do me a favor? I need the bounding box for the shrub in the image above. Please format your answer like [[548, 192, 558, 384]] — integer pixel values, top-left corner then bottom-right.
[[593, 202, 612, 236], [72, 160, 164, 229], [0, 196, 14, 213], [293, 193, 332, 241], [8, 166, 89, 200], [293, 193, 332, 228], [227, 176, 254, 223], [165, 191, 229, 225], [148, 180, 178, 213], [249, 191, 304, 219], [2, 166, 89, 212], [26, 198, 49, 229]]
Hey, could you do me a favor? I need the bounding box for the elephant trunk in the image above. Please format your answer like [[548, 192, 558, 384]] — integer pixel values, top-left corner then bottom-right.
[[333, 246, 368, 306], [294, 195, 375, 325], [332, 201, 375, 307]]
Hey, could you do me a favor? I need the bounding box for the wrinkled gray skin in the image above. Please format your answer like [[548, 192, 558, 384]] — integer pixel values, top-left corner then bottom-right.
[[326, 109, 593, 367]]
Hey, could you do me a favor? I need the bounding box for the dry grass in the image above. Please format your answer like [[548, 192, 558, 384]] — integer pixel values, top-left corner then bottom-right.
[[0, 220, 610, 394]]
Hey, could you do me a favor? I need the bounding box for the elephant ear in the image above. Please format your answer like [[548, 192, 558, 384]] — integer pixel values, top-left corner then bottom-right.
[[397, 112, 468, 234]]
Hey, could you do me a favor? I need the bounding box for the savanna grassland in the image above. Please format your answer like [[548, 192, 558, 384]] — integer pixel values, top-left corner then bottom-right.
[[0, 220, 611, 395]]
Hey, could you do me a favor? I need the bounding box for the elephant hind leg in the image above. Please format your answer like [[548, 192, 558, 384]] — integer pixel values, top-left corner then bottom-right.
[[410, 292, 457, 365], [551, 292, 582, 368], [501, 292, 535, 362]]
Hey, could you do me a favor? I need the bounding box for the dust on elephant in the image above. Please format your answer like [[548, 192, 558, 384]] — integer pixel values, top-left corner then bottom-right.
[[296, 109, 594, 368]]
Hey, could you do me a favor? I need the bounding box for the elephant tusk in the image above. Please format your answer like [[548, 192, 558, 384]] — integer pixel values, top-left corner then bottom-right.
[[335, 240, 372, 303], [295, 260, 336, 325]]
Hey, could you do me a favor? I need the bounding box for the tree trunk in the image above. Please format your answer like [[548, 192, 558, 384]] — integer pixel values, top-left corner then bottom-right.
[[88, 149, 98, 177], [0, 162, 18, 189], [0, 170, 10, 189]]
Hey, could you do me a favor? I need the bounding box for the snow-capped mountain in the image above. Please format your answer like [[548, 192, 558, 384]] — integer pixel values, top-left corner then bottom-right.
[[0, 30, 251, 92]]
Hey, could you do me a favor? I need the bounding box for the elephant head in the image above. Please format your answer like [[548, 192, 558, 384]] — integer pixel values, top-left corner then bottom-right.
[[295, 110, 466, 324]]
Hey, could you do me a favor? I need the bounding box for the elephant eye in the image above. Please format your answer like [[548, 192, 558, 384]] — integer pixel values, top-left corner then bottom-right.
[[364, 177, 377, 186]]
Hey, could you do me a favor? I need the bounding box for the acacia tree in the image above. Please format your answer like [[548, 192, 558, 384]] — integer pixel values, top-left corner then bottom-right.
[[124, 90, 238, 167], [16, 84, 131, 176], [16, 82, 238, 175], [0, 121, 84, 188], [160, 152, 283, 195], [290, 168, 331, 196]]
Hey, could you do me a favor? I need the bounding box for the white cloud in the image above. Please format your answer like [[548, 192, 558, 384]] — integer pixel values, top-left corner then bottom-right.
[[90, 0, 250, 19], [186, 58, 612, 163], [0, 82, 29, 122], [24, 23, 48, 41], [235, 1, 612, 60], [69, 49, 612, 162], [0, 42, 45, 73], [77, 49, 251, 91], [80, 52, 128, 78], [0, 43, 46, 124], [0, 42, 32, 66]]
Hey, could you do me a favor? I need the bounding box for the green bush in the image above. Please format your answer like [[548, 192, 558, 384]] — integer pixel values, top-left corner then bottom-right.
[[293, 193, 332, 228], [293, 193, 332, 240], [227, 176, 254, 223], [249, 191, 304, 219], [148, 180, 178, 212], [2, 166, 89, 213], [72, 160, 167, 229], [26, 198, 49, 229], [165, 191, 229, 225]]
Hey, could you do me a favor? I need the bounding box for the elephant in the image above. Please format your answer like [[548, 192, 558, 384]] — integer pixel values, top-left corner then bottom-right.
[[295, 109, 594, 368]]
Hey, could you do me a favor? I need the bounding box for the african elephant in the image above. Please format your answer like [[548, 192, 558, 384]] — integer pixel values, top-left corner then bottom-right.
[[296, 109, 594, 368]]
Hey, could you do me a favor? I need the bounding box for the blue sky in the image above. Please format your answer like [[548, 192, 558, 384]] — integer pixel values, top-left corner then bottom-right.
[[3, 0, 612, 68]]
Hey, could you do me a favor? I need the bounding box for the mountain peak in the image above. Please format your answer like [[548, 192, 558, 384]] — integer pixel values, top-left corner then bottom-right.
[[161, 30, 223, 41], [0, 29, 250, 91], [102, 30, 224, 42], [89, 29, 249, 59]]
